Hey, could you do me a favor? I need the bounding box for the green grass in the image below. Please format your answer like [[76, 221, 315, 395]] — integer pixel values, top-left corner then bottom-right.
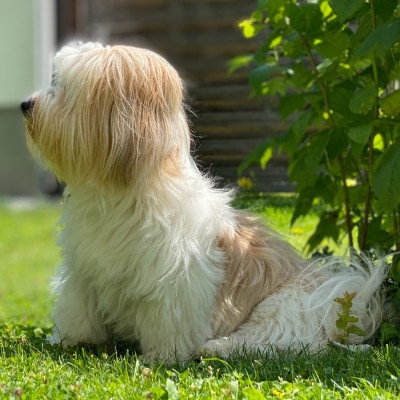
[[232, 193, 344, 255], [1, 195, 399, 399], [0, 199, 61, 327]]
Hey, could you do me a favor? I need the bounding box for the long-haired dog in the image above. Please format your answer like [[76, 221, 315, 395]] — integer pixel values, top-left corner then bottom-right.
[[22, 42, 387, 361]]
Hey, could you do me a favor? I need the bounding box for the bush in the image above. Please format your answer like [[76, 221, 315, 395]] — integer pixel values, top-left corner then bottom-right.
[[234, 0, 400, 317]]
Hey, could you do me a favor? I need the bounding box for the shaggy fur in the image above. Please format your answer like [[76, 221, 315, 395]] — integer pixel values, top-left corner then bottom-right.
[[22, 42, 387, 361]]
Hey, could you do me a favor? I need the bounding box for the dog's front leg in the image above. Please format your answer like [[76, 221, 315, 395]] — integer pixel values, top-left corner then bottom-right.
[[134, 286, 216, 362], [51, 274, 108, 347]]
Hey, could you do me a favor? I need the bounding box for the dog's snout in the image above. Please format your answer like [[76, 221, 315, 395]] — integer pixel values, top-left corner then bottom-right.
[[21, 98, 33, 115]]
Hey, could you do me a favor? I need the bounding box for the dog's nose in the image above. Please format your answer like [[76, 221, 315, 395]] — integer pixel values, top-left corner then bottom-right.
[[21, 98, 33, 115]]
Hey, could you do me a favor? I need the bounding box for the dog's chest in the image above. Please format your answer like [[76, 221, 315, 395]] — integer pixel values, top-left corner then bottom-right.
[[61, 196, 218, 300]]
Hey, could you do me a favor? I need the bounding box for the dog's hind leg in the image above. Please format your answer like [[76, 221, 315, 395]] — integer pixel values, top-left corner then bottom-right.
[[198, 285, 326, 358]]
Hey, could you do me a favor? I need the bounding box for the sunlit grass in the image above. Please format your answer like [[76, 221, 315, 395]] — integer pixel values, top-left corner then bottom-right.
[[0, 199, 61, 326], [233, 193, 345, 255]]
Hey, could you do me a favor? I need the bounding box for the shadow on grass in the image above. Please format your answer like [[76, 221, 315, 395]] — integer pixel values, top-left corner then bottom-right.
[[2, 323, 400, 390]]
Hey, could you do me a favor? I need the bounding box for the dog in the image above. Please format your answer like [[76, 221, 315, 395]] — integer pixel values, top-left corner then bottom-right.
[[22, 42, 387, 361]]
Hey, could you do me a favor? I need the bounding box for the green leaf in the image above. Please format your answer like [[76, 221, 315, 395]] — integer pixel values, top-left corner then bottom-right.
[[330, 0, 365, 23], [291, 109, 313, 138], [289, 149, 317, 188], [307, 211, 339, 251], [348, 86, 377, 114], [260, 147, 274, 169], [317, 174, 337, 205], [372, 141, 400, 209], [379, 90, 400, 117], [326, 128, 348, 158], [305, 132, 331, 172], [289, 132, 330, 190], [320, 1, 334, 19], [150, 387, 167, 400], [238, 138, 275, 174], [356, 19, 400, 60], [264, 0, 287, 27], [258, 0, 268, 11], [347, 123, 372, 144], [228, 54, 253, 73], [239, 19, 263, 39], [252, 10, 264, 23], [248, 64, 276, 95], [242, 387, 265, 400], [375, 0, 399, 23], [346, 316, 359, 324], [278, 95, 305, 120], [262, 76, 288, 96], [290, 62, 314, 88], [286, 3, 323, 35], [351, 14, 374, 47], [328, 84, 358, 119], [276, 126, 299, 155], [373, 133, 385, 151], [336, 318, 347, 330], [314, 31, 351, 59], [358, 215, 392, 249], [348, 185, 366, 207], [283, 34, 305, 59], [347, 325, 366, 337], [291, 186, 315, 225]]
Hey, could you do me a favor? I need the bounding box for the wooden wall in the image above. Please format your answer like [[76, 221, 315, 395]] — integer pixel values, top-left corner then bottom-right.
[[64, 0, 294, 192]]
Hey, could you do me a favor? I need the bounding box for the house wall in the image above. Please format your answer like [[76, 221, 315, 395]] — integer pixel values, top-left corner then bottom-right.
[[0, 0, 55, 195]]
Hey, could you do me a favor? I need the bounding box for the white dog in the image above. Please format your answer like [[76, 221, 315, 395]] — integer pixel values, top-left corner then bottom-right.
[[22, 42, 387, 361]]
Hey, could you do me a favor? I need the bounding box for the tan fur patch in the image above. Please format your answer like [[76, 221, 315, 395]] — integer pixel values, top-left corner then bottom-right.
[[212, 211, 306, 337]]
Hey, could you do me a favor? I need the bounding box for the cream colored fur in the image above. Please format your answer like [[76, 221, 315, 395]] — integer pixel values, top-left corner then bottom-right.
[[24, 42, 387, 361]]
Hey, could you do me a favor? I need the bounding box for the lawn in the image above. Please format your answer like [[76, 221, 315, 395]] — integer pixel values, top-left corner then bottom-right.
[[0, 195, 399, 399]]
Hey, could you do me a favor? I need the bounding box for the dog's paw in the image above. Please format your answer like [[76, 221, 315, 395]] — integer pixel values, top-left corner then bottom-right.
[[196, 337, 232, 359], [47, 329, 61, 345]]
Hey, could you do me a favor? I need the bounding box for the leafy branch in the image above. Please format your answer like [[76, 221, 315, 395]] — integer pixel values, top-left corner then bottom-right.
[[235, 0, 400, 255], [235, 0, 400, 315], [333, 292, 365, 344]]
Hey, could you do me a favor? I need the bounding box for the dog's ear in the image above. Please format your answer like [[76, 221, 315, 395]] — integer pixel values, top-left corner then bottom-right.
[[101, 46, 191, 187]]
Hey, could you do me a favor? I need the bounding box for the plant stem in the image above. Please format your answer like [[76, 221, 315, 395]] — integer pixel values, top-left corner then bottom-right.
[[370, 0, 377, 30], [338, 156, 354, 249], [299, 32, 354, 249], [360, 129, 376, 251], [298, 33, 334, 127], [360, 0, 379, 252]]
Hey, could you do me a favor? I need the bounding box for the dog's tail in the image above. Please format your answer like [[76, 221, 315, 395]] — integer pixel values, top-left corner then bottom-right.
[[296, 254, 389, 345]]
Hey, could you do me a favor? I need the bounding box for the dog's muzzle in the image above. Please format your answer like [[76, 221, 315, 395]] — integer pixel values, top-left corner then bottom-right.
[[21, 98, 34, 117]]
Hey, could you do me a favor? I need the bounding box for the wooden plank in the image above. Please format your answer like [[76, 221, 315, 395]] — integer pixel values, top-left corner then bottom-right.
[[196, 111, 280, 128], [90, 2, 255, 24], [192, 129, 277, 140], [199, 138, 265, 153], [190, 84, 254, 100], [188, 99, 265, 112], [193, 123, 286, 136]]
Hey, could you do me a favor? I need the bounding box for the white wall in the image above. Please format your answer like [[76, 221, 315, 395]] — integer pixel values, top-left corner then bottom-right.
[[0, 0, 55, 195], [0, 0, 55, 106]]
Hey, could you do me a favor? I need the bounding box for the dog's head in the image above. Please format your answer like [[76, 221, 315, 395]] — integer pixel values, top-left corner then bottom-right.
[[22, 42, 190, 188]]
